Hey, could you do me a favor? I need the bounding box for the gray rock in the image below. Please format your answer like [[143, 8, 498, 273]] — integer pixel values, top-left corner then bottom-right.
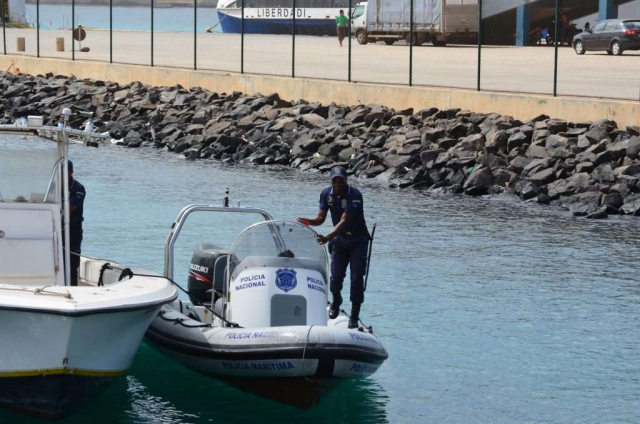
[[547, 173, 593, 199], [420, 149, 443, 168], [520, 182, 539, 200], [545, 134, 568, 150], [602, 192, 623, 210], [437, 137, 458, 150], [384, 154, 412, 169], [486, 129, 509, 153], [463, 167, 493, 195], [623, 163, 640, 176], [344, 107, 370, 123], [547, 119, 568, 134], [455, 133, 485, 152], [568, 191, 603, 216], [575, 162, 595, 173], [509, 156, 533, 173], [620, 194, 640, 215], [300, 113, 325, 127], [508, 132, 529, 152], [626, 136, 640, 160], [584, 126, 609, 144], [527, 145, 549, 159], [606, 140, 628, 159], [585, 206, 609, 219], [592, 163, 615, 183], [529, 168, 556, 186], [593, 150, 614, 166], [492, 168, 517, 186]]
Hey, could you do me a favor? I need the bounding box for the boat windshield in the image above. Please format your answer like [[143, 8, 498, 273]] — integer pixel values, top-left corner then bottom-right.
[[0, 134, 60, 204], [228, 220, 328, 277]]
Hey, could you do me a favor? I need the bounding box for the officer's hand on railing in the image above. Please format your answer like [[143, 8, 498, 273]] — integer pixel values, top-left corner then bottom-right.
[[316, 234, 330, 245], [297, 218, 311, 226]]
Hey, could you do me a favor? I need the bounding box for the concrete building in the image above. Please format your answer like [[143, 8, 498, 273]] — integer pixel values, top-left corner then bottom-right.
[[483, 0, 640, 45], [2, 0, 28, 24]]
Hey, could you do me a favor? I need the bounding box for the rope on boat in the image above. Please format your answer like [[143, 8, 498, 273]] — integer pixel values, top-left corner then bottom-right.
[[327, 301, 374, 334], [0, 285, 72, 299], [132, 272, 242, 329]]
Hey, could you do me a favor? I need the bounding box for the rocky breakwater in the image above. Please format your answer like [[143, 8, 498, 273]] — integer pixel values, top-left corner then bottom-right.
[[2, 71, 640, 219]]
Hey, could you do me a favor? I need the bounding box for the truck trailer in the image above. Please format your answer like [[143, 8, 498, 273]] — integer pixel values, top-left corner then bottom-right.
[[351, 0, 479, 46]]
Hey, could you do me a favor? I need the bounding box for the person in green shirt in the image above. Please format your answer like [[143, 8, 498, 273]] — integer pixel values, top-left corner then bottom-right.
[[336, 10, 348, 47]]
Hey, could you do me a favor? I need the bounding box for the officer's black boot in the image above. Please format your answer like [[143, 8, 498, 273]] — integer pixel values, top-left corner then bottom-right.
[[348, 303, 361, 329], [328, 292, 342, 320]]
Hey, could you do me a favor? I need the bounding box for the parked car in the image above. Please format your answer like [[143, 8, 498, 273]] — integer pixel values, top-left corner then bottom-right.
[[573, 19, 640, 55]]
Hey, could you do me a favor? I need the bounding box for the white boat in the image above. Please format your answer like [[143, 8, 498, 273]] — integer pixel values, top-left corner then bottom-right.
[[146, 203, 388, 408], [0, 112, 177, 419], [215, 0, 350, 36]]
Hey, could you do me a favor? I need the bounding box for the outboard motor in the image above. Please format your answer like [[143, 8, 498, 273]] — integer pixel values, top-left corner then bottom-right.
[[187, 243, 228, 305]]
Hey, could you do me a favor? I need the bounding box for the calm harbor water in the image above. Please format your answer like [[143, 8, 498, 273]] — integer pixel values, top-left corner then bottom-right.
[[24, 4, 221, 33], [2, 139, 640, 423]]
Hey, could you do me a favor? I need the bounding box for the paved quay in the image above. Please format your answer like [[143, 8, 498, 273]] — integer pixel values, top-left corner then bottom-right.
[[3, 28, 639, 102]]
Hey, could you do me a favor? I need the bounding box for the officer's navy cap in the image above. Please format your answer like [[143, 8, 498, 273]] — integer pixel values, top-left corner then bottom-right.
[[67, 160, 73, 171], [329, 166, 348, 181]]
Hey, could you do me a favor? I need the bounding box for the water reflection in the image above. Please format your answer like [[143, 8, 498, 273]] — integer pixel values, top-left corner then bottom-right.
[[124, 346, 389, 424]]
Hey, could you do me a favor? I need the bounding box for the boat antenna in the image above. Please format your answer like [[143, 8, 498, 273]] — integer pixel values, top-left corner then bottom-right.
[[61, 108, 72, 286], [223, 188, 229, 207]]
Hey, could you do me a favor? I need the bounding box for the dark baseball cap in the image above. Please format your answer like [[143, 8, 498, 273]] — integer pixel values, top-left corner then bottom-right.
[[67, 160, 73, 171], [329, 166, 348, 181]]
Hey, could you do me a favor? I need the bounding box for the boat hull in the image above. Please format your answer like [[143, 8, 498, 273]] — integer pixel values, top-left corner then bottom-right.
[[218, 11, 340, 36], [0, 374, 115, 420], [145, 306, 388, 407], [0, 307, 160, 418]]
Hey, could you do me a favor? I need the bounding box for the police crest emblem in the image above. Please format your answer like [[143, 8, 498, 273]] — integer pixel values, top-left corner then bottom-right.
[[327, 195, 333, 205], [341, 199, 348, 209], [275, 268, 298, 293]]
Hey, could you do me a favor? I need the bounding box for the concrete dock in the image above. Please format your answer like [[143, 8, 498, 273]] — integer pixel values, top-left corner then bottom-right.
[[2, 28, 639, 102]]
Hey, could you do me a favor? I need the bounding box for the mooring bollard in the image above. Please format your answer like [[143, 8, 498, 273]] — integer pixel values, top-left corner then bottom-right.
[[56, 38, 65, 52], [17, 38, 25, 52]]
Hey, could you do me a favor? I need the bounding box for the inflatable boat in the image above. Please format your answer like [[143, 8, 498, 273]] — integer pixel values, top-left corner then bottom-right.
[[146, 204, 388, 407]]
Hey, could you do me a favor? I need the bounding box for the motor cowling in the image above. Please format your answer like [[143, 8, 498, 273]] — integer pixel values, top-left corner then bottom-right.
[[187, 243, 227, 305]]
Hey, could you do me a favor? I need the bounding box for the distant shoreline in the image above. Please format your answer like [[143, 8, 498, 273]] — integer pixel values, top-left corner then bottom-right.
[[25, 0, 218, 8]]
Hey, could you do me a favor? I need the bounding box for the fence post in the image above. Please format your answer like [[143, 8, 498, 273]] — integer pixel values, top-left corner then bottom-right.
[[109, 0, 112, 63], [477, 0, 482, 91], [72, 0, 75, 60], [1, 0, 5, 56], [292, 0, 295, 78], [409, 0, 413, 86], [348, 0, 352, 82], [151, 0, 154, 67], [194, 0, 197, 70], [553, 0, 559, 96], [37, 0, 40, 57], [241, 0, 244, 74]]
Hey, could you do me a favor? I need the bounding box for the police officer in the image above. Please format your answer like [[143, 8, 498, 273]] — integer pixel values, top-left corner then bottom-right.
[[66, 160, 85, 286], [298, 166, 369, 329]]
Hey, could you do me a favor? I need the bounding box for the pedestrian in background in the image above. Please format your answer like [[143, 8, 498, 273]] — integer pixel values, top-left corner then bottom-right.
[[336, 10, 348, 47]]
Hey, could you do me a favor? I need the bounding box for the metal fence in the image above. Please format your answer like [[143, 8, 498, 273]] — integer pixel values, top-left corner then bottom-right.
[[2, 0, 640, 102]]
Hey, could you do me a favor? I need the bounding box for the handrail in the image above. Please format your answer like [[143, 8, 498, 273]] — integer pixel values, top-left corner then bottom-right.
[[163, 204, 275, 281]]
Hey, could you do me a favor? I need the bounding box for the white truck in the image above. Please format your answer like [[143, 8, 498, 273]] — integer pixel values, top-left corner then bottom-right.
[[351, 0, 479, 46]]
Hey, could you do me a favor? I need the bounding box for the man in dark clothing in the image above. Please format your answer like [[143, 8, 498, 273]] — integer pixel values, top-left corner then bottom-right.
[[298, 166, 369, 329], [66, 160, 85, 286]]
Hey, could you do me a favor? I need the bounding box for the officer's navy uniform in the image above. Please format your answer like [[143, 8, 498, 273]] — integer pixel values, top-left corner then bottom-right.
[[319, 184, 369, 305], [68, 177, 85, 286]]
